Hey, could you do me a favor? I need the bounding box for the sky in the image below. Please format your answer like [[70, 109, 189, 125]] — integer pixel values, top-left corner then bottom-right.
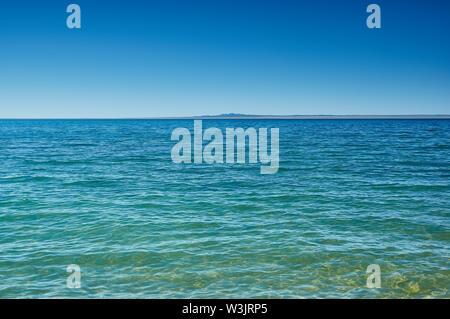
[[0, 0, 449, 118]]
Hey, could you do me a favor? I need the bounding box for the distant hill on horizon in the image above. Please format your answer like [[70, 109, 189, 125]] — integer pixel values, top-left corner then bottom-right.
[[190, 114, 450, 119]]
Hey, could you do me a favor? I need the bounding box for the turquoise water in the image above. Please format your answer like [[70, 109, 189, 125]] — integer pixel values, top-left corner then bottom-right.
[[0, 119, 449, 298]]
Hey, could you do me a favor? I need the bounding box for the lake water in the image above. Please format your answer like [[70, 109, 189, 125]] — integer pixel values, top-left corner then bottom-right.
[[0, 119, 448, 298]]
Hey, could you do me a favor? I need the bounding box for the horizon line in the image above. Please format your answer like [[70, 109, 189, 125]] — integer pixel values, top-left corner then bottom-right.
[[1, 114, 450, 120]]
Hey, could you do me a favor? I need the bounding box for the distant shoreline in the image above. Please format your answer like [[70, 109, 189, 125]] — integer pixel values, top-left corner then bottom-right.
[[2, 115, 450, 120]]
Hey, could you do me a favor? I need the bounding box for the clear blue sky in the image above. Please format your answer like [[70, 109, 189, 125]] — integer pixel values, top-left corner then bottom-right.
[[0, 0, 449, 118]]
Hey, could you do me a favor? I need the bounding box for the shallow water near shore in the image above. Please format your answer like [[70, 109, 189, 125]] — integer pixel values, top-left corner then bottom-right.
[[0, 119, 449, 298]]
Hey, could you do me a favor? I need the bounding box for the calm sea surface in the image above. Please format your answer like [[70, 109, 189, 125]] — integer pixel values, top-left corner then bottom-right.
[[0, 119, 449, 298]]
